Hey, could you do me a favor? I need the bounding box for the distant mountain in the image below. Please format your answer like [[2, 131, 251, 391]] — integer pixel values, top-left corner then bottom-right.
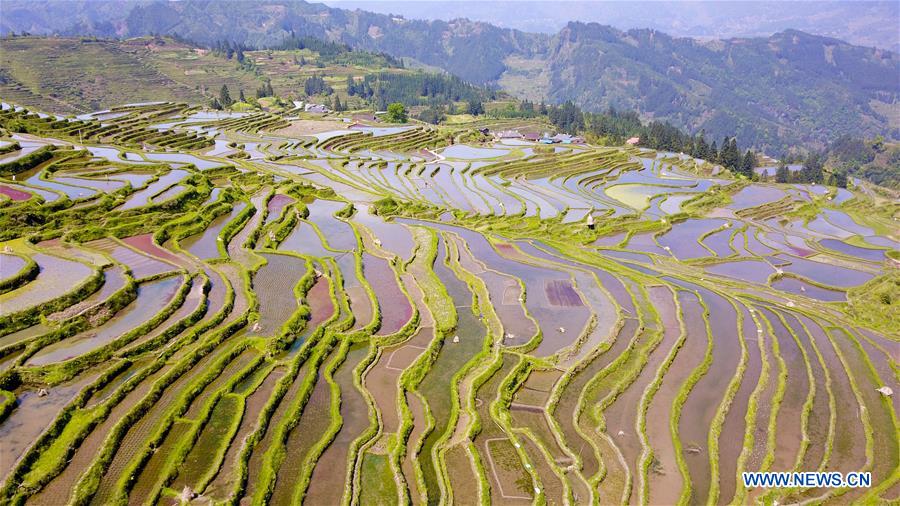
[[328, 1, 900, 53], [535, 24, 899, 151], [2, 0, 898, 152]]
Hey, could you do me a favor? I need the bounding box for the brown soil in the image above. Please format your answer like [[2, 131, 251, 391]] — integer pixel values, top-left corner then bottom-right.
[[364, 326, 433, 434], [271, 119, 349, 138]]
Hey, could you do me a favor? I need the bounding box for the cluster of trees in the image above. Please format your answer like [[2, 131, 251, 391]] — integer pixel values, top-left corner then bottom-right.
[[773, 152, 832, 185], [466, 99, 484, 116], [211, 40, 248, 63], [486, 99, 545, 119], [680, 136, 755, 178], [543, 101, 761, 175], [850, 157, 900, 189], [210, 84, 234, 110], [548, 101, 585, 133], [771, 135, 900, 189], [211, 84, 262, 109], [416, 98, 545, 121], [641, 122, 757, 176], [829, 135, 876, 169], [278, 33, 402, 67], [303, 75, 332, 96], [256, 80, 274, 99], [279, 34, 350, 58], [345, 76, 371, 99], [347, 72, 491, 110], [405, 97, 515, 123], [585, 109, 643, 141], [208, 83, 289, 111]]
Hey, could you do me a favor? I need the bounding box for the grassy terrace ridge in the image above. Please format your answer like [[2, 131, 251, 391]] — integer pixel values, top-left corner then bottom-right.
[[0, 97, 896, 506]]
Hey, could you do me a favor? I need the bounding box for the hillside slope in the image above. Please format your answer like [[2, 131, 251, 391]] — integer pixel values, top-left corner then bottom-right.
[[0, 38, 266, 113], [535, 24, 899, 151], [0, 36, 495, 116]]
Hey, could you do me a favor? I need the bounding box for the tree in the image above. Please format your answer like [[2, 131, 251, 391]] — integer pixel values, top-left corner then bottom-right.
[[219, 85, 233, 108], [256, 80, 274, 99], [548, 101, 584, 133], [332, 95, 345, 112], [304, 75, 332, 96], [239, 89, 246, 103], [346, 75, 357, 96], [467, 99, 484, 116], [799, 152, 825, 184], [775, 162, 790, 183], [719, 137, 741, 172], [740, 149, 756, 178], [833, 170, 849, 189], [386, 102, 408, 123]]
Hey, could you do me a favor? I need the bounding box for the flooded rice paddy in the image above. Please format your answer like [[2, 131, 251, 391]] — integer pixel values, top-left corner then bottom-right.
[[0, 101, 895, 505]]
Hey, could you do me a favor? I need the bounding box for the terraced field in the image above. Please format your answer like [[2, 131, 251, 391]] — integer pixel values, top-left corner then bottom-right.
[[0, 100, 897, 505]]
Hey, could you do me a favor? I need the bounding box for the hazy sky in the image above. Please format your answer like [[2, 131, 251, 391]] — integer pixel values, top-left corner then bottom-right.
[[322, 0, 899, 49]]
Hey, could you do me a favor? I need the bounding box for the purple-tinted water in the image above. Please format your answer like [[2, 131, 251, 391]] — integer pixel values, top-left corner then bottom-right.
[[819, 239, 887, 262]]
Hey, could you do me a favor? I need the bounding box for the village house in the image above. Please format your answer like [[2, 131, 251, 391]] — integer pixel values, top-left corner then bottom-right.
[[495, 129, 523, 139], [304, 103, 330, 114], [550, 133, 585, 144]]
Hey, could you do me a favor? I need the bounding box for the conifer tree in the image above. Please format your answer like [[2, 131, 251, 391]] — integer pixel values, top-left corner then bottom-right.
[[775, 162, 790, 183], [219, 85, 233, 107], [740, 149, 756, 178]]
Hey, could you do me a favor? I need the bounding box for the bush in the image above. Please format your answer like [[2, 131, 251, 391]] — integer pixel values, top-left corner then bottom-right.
[[386, 103, 408, 123], [0, 146, 54, 176]]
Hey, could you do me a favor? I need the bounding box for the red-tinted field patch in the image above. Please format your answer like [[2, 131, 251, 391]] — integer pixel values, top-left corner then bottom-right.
[[121, 233, 189, 267], [544, 279, 584, 307], [0, 184, 32, 201], [265, 194, 294, 224]]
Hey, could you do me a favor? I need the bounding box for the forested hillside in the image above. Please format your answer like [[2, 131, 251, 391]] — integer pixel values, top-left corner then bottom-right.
[[536, 24, 899, 152]]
